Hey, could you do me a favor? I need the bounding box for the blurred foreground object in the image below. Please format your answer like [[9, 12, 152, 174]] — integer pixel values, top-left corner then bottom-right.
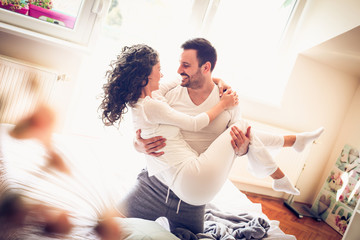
[[9, 104, 55, 146], [0, 193, 28, 227], [95, 210, 123, 240], [9, 104, 71, 174], [0, 193, 73, 235]]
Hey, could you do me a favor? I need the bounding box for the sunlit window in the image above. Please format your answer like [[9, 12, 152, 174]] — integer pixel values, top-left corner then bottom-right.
[[100, 0, 194, 79], [205, 0, 298, 105]]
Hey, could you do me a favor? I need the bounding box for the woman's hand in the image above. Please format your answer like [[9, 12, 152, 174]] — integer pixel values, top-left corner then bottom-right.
[[220, 89, 239, 109], [134, 129, 166, 157], [213, 77, 232, 97]]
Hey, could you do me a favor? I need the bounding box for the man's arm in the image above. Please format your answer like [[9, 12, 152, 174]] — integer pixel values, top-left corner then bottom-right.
[[230, 126, 251, 156], [133, 129, 166, 157]]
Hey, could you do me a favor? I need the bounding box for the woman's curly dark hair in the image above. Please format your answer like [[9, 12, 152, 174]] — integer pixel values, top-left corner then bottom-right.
[[99, 44, 159, 126]]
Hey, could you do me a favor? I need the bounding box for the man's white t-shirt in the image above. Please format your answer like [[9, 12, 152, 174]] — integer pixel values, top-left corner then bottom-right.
[[162, 80, 241, 154]]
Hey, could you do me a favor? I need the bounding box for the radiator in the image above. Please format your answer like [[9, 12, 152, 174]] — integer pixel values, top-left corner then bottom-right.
[[0, 55, 63, 124], [230, 119, 312, 196]]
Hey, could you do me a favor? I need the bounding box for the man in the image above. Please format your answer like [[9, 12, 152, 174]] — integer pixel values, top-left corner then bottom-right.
[[129, 38, 250, 234]]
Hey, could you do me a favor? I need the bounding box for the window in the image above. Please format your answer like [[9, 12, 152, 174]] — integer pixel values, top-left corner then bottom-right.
[[0, 0, 111, 47], [203, 0, 298, 105], [98, 0, 195, 80]]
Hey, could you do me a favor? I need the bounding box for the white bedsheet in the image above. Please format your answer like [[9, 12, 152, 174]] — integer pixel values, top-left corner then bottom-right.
[[210, 180, 295, 240], [0, 123, 295, 239]]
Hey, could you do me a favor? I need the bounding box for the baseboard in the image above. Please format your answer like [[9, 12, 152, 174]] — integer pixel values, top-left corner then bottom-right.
[[230, 178, 289, 199]]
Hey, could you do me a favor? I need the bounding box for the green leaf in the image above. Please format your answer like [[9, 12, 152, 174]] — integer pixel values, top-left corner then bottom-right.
[[282, 0, 295, 8]]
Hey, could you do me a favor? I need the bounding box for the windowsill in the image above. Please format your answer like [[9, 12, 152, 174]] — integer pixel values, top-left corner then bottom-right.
[[0, 22, 91, 54]]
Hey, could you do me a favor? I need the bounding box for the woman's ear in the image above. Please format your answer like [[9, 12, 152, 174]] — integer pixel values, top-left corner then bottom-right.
[[142, 78, 149, 87]]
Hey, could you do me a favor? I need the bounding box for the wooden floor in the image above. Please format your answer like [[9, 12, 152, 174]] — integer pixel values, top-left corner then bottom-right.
[[243, 191, 343, 240]]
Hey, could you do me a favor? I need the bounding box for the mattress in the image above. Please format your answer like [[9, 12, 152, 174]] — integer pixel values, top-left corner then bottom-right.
[[0, 123, 295, 239]]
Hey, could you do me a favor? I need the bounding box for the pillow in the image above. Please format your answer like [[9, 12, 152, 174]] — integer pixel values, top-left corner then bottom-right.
[[117, 218, 179, 240]]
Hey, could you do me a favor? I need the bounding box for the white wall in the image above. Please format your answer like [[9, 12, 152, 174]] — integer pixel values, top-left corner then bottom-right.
[[282, 0, 360, 204], [287, 56, 359, 204], [233, 54, 359, 203], [231, 0, 360, 203], [323, 85, 360, 191], [0, 30, 90, 130], [293, 0, 360, 52], [333, 86, 360, 151], [232, 58, 359, 205]]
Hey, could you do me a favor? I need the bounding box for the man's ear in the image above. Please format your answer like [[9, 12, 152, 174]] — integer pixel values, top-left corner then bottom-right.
[[202, 61, 211, 74]]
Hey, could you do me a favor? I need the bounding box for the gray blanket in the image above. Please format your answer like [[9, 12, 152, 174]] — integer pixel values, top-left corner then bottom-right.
[[174, 208, 270, 240]]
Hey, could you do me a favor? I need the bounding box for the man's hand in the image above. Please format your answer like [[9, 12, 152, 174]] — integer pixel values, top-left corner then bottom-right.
[[230, 126, 251, 156], [134, 129, 166, 157]]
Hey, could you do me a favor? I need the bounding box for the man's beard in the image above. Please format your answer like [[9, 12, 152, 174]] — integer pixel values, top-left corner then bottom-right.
[[180, 71, 202, 89]]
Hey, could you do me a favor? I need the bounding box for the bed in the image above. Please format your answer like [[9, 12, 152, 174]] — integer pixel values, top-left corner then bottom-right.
[[0, 123, 296, 240]]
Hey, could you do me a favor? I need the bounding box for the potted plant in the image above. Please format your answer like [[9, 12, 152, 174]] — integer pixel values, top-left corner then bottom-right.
[[28, 0, 76, 29], [0, 0, 29, 15], [29, 0, 52, 9]]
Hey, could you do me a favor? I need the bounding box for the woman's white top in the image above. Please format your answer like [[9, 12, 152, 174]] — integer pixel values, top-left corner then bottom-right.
[[132, 96, 209, 177], [131, 82, 241, 206]]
